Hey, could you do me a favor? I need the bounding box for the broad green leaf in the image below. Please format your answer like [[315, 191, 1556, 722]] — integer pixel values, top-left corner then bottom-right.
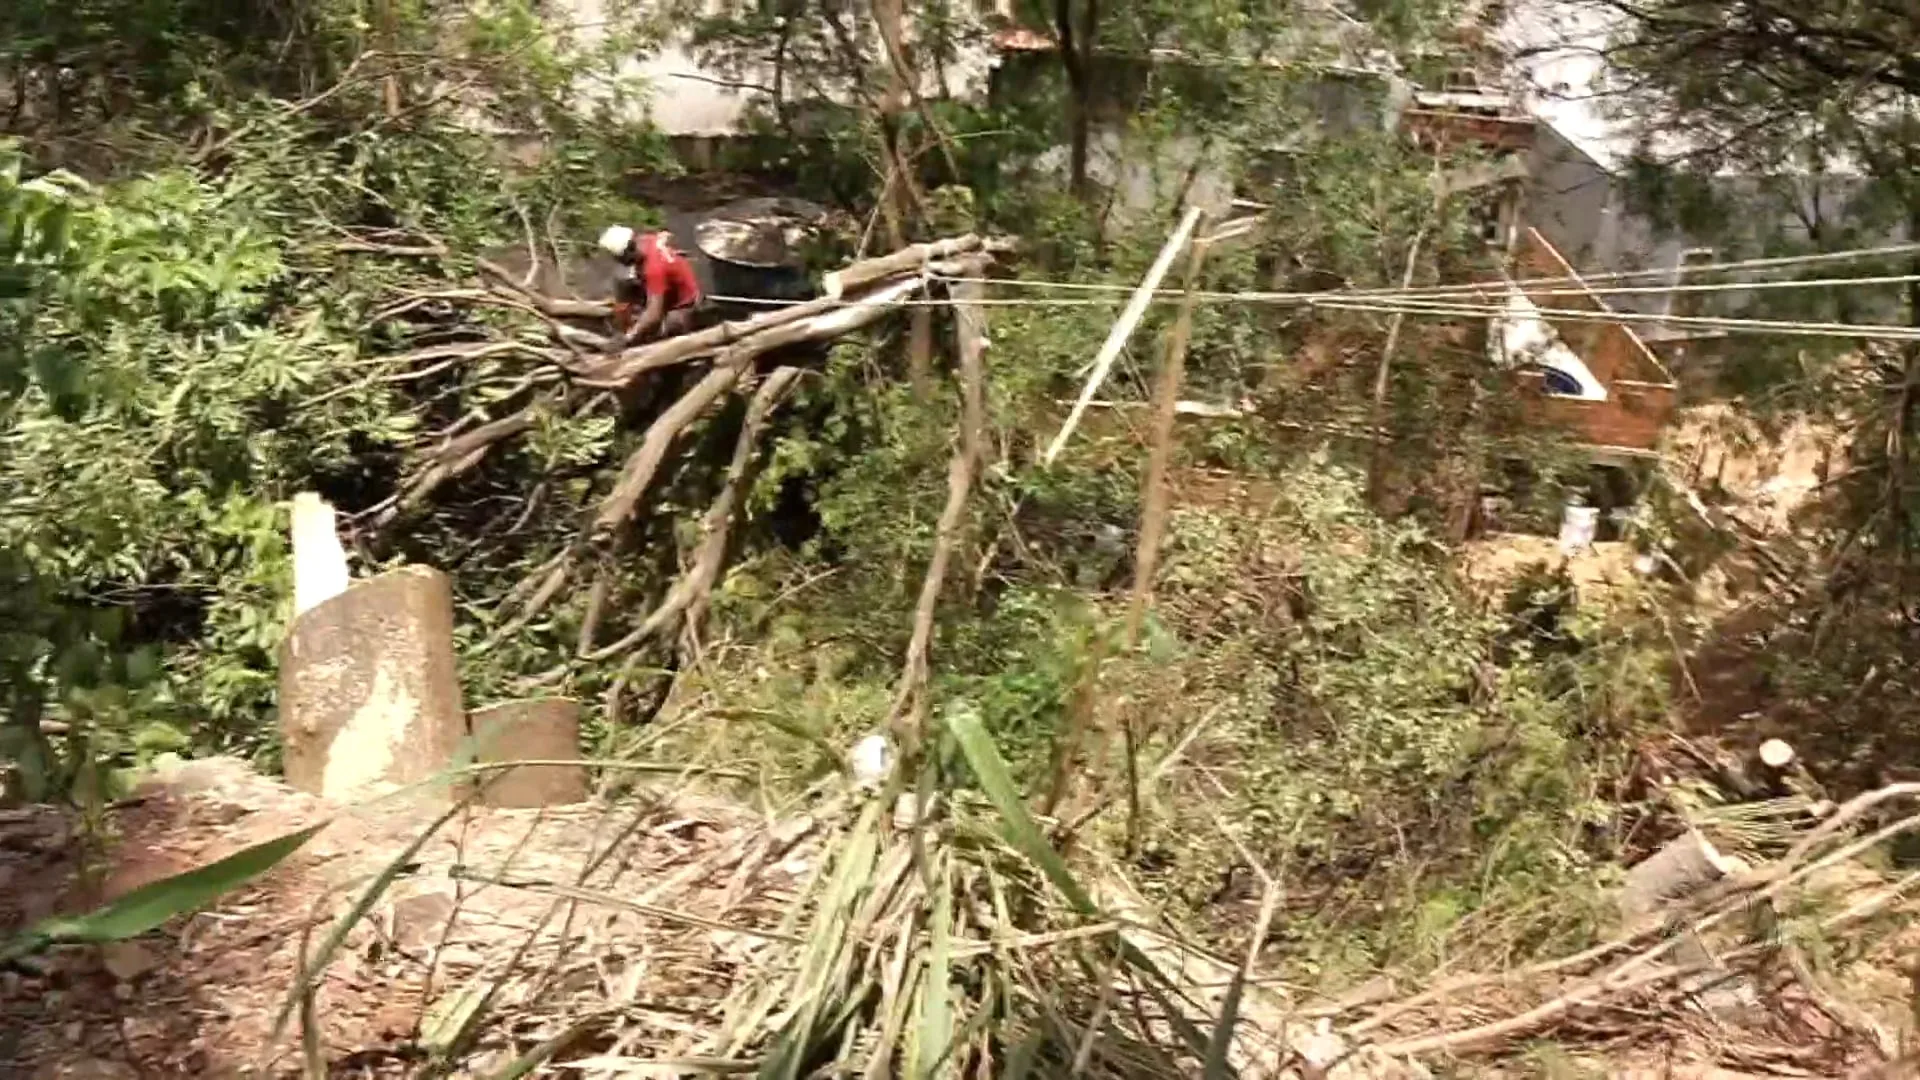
[[5, 820, 326, 960], [266, 792, 479, 1054], [943, 704, 1093, 913], [913, 852, 954, 1080], [1203, 956, 1250, 1078], [946, 704, 1214, 1060]]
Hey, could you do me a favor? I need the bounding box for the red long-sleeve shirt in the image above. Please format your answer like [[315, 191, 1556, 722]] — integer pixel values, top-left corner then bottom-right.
[[633, 232, 701, 309]]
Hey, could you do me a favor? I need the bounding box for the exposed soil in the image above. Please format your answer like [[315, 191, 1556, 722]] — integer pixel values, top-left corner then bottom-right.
[[0, 759, 802, 1078], [1459, 533, 1645, 604]]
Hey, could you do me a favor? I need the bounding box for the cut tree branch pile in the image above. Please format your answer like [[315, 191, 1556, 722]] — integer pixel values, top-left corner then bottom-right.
[[357, 233, 1010, 669], [1307, 781, 1920, 1070]]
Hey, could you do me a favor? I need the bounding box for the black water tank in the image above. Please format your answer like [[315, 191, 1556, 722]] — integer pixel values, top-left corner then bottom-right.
[[665, 197, 825, 319]]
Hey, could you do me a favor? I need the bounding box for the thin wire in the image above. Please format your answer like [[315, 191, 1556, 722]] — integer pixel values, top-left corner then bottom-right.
[[706, 293, 1120, 308], [709, 289, 1920, 339], [703, 239, 1920, 312], [1301, 272, 1920, 302], [695, 239, 1920, 338], [1310, 296, 1920, 341], [710, 269, 1920, 310], [929, 240, 1920, 304]]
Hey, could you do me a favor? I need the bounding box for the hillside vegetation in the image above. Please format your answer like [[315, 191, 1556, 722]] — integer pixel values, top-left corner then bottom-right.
[[5, 0, 1920, 1075]]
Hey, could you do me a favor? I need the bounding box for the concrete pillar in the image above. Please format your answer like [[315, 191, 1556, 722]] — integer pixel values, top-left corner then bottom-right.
[[468, 698, 588, 808], [278, 566, 466, 800]]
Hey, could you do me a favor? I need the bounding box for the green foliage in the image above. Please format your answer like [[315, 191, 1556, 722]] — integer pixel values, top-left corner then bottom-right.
[[1605, 0, 1920, 794], [0, 0, 675, 793], [0, 0, 1664, 1048], [1102, 460, 1642, 971]]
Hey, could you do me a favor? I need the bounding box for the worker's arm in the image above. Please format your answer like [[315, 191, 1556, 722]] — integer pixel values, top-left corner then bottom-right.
[[626, 291, 667, 344], [623, 248, 671, 343]]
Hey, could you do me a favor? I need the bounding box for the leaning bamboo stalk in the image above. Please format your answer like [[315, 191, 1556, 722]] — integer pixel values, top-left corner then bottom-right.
[[1123, 230, 1211, 644], [1117, 227, 1211, 851], [1044, 206, 1204, 466], [1365, 164, 1446, 506], [889, 268, 991, 749]]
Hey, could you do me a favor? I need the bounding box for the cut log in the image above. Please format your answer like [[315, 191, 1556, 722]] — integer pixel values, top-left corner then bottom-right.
[[1759, 738, 1795, 769], [1619, 828, 1745, 926], [279, 565, 466, 800], [821, 233, 982, 300], [469, 697, 587, 808]]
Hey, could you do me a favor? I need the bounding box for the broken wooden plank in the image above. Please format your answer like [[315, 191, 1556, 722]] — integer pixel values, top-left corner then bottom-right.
[[1044, 206, 1204, 466]]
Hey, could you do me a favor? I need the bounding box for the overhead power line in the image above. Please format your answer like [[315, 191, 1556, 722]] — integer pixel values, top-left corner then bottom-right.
[[929, 240, 1920, 305], [1309, 296, 1920, 341], [708, 289, 1920, 340], [693, 239, 1920, 341]]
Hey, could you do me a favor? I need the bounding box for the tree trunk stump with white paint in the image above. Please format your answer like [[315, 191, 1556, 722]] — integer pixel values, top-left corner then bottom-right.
[[278, 565, 466, 800], [468, 697, 588, 808], [1619, 828, 1744, 927]]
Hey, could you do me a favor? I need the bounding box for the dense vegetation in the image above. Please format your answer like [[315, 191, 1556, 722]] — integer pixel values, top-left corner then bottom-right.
[[6, 0, 1920, 1069], [1602, 0, 1920, 791]]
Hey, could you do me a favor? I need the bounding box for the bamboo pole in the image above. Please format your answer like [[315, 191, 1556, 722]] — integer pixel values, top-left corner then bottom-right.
[[1044, 206, 1205, 466], [889, 272, 991, 754], [1120, 223, 1211, 852]]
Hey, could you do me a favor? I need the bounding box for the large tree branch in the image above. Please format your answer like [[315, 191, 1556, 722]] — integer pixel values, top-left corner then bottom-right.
[[887, 267, 991, 752], [584, 367, 805, 661], [592, 273, 935, 534]]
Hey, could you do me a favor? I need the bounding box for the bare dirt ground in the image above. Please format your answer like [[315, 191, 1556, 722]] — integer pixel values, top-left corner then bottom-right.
[[0, 760, 805, 1078], [1670, 403, 1845, 536], [1459, 533, 1645, 604]]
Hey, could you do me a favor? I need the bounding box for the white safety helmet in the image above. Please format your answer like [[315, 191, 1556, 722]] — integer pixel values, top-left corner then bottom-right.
[[597, 225, 636, 257]]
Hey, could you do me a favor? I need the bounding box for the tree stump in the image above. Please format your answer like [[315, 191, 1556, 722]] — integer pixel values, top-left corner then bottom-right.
[[278, 566, 466, 800], [469, 698, 587, 808], [1620, 828, 1744, 927]]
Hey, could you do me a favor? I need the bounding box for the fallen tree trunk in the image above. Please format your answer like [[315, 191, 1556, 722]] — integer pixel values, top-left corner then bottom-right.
[[585, 366, 804, 661], [592, 274, 930, 534], [579, 296, 841, 388], [581, 233, 994, 388], [822, 233, 982, 300], [382, 236, 1006, 530], [378, 236, 1009, 656], [497, 265, 983, 639]]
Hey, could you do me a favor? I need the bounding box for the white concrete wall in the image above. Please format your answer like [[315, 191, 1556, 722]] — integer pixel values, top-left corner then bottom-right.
[[1499, 0, 1910, 324], [561, 0, 998, 136]]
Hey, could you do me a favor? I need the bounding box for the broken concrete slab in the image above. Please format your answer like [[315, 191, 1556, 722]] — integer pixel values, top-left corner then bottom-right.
[[468, 697, 587, 808], [278, 566, 466, 801]]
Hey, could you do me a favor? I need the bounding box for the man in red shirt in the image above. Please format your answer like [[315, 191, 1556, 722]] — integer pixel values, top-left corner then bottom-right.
[[599, 225, 704, 347]]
